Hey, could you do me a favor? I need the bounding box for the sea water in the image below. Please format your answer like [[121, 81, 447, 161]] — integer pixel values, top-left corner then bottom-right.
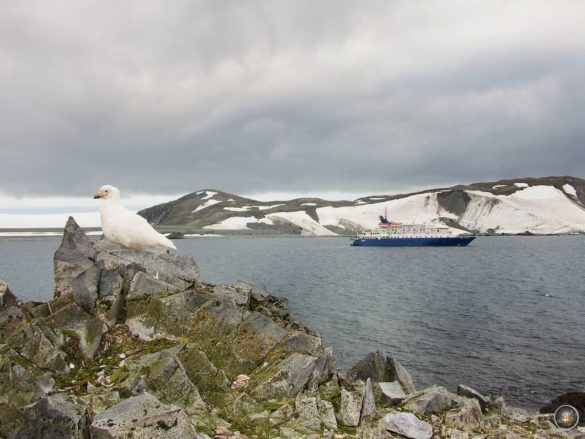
[[1, 235, 583, 408]]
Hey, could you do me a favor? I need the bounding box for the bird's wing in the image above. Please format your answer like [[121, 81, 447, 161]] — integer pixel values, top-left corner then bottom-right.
[[108, 206, 175, 249]]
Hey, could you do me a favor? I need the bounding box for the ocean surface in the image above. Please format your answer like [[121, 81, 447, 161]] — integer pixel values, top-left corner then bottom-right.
[[1, 235, 584, 409]]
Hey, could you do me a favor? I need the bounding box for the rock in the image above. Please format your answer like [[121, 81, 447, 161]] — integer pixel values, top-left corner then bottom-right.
[[91, 392, 197, 438], [127, 272, 180, 300], [0, 278, 18, 312], [294, 394, 321, 431], [349, 350, 415, 394], [44, 301, 107, 358], [444, 398, 483, 431], [0, 344, 45, 408], [383, 412, 433, 439], [0, 305, 26, 343], [337, 387, 363, 427], [212, 282, 250, 307], [4, 322, 68, 373], [317, 399, 337, 429], [231, 374, 250, 390], [98, 246, 200, 290], [177, 346, 231, 407], [54, 217, 97, 298], [72, 264, 100, 314], [402, 386, 460, 414], [377, 381, 406, 405], [457, 384, 491, 411], [120, 345, 209, 421], [487, 396, 506, 414], [361, 378, 376, 419], [540, 391, 585, 420], [19, 394, 89, 438], [250, 353, 317, 400], [269, 403, 294, 426]]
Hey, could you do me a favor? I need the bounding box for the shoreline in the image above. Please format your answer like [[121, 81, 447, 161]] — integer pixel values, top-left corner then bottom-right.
[[0, 218, 582, 437]]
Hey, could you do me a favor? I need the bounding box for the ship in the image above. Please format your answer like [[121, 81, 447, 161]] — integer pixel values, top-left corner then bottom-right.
[[351, 212, 476, 247]]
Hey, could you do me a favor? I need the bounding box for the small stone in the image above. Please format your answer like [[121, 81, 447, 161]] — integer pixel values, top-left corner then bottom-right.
[[231, 374, 250, 390], [69, 363, 75, 370], [118, 353, 126, 359], [214, 426, 233, 438]]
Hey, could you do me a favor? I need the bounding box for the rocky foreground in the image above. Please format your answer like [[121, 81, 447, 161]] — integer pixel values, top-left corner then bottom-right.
[[0, 218, 583, 438]]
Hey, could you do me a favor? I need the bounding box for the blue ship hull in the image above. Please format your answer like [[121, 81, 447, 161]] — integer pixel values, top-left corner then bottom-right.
[[351, 236, 476, 247]]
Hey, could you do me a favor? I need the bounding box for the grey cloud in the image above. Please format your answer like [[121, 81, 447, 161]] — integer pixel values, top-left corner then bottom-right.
[[1, 1, 584, 198]]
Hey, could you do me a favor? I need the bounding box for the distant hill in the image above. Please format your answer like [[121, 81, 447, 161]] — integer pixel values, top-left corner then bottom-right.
[[138, 176, 585, 236]]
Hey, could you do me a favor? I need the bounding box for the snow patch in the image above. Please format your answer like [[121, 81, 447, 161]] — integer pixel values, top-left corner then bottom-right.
[[267, 211, 337, 236], [224, 206, 251, 212], [256, 204, 285, 210], [514, 182, 529, 188], [201, 191, 217, 200], [563, 184, 577, 197], [192, 199, 221, 213], [492, 185, 506, 189], [203, 216, 273, 230], [301, 203, 317, 206]]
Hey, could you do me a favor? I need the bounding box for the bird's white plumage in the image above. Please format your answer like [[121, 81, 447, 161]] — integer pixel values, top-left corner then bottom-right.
[[94, 185, 176, 251]]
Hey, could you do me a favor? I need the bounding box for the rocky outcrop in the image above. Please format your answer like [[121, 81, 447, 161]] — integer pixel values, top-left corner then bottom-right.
[[0, 217, 581, 438]]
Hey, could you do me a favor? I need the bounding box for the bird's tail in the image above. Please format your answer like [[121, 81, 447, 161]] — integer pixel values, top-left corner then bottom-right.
[[160, 235, 177, 250]]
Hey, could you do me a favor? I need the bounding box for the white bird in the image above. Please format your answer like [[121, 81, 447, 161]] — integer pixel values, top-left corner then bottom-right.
[[93, 185, 176, 251]]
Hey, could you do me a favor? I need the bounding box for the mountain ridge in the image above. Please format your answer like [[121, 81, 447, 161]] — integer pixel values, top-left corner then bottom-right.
[[138, 176, 585, 236]]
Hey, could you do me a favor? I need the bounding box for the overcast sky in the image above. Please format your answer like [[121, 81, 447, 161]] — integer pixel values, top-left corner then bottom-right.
[[1, 0, 585, 214]]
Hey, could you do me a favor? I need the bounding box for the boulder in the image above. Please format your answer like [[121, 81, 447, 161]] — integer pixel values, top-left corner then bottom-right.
[[361, 378, 376, 419], [540, 391, 585, 420], [349, 351, 415, 394], [294, 394, 321, 431], [457, 384, 491, 412], [250, 353, 317, 400], [317, 399, 337, 430], [127, 272, 180, 300], [91, 392, 197, 438], [383, 412, 433, 439], [269, 403, 294, 426], [4, 323, 68, 373], [377, 381, 406, 406], [19, 394, 89, 439], [337, 387, 363, 427], [54, 217, 96, 298], [98, 246, 200, 290], [0, 344, 45, 409], [444, 398, 483, 431], [402, 386, 460, 414]]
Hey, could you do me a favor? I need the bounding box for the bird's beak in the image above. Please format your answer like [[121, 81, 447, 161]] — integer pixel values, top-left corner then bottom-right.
[[93, 193, 101, 199]]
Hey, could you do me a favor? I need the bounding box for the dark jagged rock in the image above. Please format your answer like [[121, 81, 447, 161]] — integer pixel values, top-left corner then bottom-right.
[[54, 217, 97, 298], [540, 391, 585, 419], [349, 350, 415, 394], [20, 394, 90, 439], [457, 384, 491, 412]]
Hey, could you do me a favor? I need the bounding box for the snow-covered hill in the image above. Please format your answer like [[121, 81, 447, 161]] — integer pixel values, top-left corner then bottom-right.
[[138, 176, 585, 236]]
